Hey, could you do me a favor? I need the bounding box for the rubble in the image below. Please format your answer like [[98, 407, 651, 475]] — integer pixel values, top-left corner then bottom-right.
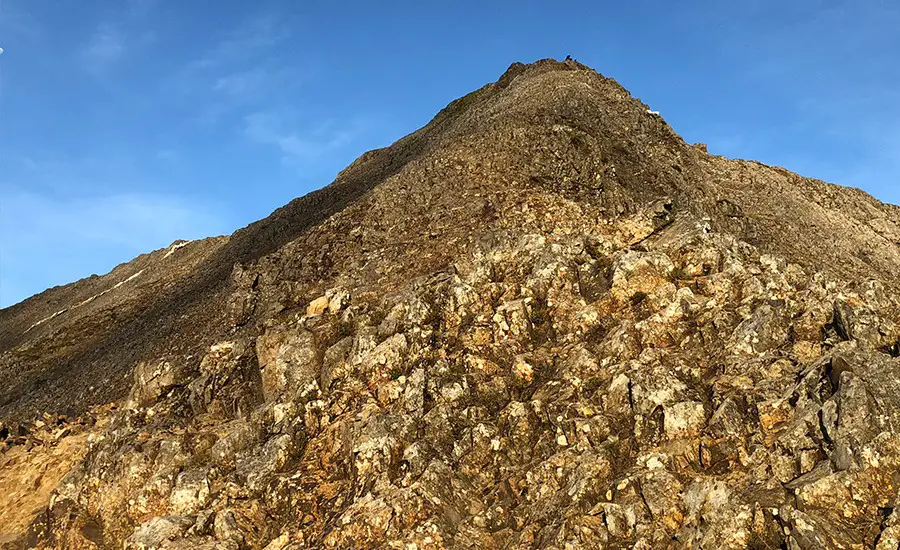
[[3, 58, 900, 548]]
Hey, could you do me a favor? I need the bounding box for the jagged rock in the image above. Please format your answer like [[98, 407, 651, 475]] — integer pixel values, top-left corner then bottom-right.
[[326, 287, 350, 315], [305, 296, 329, 317], [213, 510, 244, 546], [257, 327, 320, 400], [3, 58, 900, 548], [130, 358, 194, 408], [125, 516, 195, 550], [236, 432, 303, 493], [664, 401, 706, 439], [169, 469, 211, 515], [210, 419, 262, 467]]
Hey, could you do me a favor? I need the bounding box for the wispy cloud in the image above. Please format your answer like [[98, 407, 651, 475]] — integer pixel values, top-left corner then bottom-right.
[[186, 66, 305, 125], [78, 1, 160, 75], [162, 12, 364, 163], [0, 2, 43, 43], [243, 110, 362, 163], [81, 22, 126, 70], [164, 14, 300, 126], [159, 13, 366, 165], [212, 67, 276, 97], [189, 14, 288, 71]]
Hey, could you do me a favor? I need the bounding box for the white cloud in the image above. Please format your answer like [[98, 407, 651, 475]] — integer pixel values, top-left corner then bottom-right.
[[79, 1, 159, 75]]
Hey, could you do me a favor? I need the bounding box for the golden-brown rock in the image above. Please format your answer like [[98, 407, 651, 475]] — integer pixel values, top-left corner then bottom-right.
[[2, 58, 900, 549]]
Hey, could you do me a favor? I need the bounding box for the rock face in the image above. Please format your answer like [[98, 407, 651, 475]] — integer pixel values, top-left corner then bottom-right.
[[2, 59, 900, 548]]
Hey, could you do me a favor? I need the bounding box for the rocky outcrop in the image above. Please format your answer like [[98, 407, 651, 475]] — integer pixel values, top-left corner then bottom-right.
[[15, 223, 900, 549], [2, 59, 900, 548]]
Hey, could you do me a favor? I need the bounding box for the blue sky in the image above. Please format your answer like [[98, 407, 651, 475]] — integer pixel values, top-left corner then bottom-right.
[[1, 1, 898, 307]]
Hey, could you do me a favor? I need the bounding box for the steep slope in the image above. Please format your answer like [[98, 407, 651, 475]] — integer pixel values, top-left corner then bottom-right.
[[2, 58, 900, 548], [3, 58, 898, 424]]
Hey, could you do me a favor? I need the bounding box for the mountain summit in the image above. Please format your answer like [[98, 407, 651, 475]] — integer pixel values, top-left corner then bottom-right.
[[2, 59, 900, 548]]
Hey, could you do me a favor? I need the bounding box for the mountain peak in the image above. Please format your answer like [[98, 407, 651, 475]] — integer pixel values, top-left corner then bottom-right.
[[3, 60, 900, 548], [496, 57, 590, 85]]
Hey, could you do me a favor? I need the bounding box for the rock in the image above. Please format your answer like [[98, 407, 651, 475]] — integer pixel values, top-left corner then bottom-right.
[[306, 296, 330, 316], [358, 333, 408, 383], [877, 511, 900, 550], [730, 303, 790, 355], [610, 250, 675, 303], [236, 432, 303, 493], [257, 327, 320, 399], [130, 358, 195, 408], [213, 510, 245, 546], [262, 533, 292, 550], [377, 293, 432, 338], [512, 355, 535, 384], [169, 469, 211, 515], [600, 502, 636, 539], [125, 516, 194, 550], [664, 401, 706, 439], [6, 58, 900, 549], [210, 419, 261, 467], [320, 336, 353, 389], [326, 287, 351, 314], [160, 536, 238, 550]]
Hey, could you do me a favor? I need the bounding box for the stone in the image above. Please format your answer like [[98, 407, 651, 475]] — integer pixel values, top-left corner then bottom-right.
[[125, 516, 194, 550], [129, 359, 195, 408], [513, 355, 535, 384], [306, 296, 330, 316], [213, 510, 245, 545], [257, 327, 320, 399], [169, 469, 211, 515], [6, 58, 900, 549], [262, 533, 292, 550], [664, 401, 706, 439], [326, 287, 351, 314], [210, 419, 261, 467]]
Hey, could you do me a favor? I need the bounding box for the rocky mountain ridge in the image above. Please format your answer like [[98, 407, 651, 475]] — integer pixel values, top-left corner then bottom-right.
[[2, 58, 900, 548]]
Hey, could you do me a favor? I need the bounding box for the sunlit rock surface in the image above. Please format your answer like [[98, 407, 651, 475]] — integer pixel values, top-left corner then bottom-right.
[[3, 59, 900, 549]]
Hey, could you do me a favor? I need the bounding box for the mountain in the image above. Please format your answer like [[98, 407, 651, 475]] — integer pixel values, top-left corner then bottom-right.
[[2, 58, 900, 549]]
